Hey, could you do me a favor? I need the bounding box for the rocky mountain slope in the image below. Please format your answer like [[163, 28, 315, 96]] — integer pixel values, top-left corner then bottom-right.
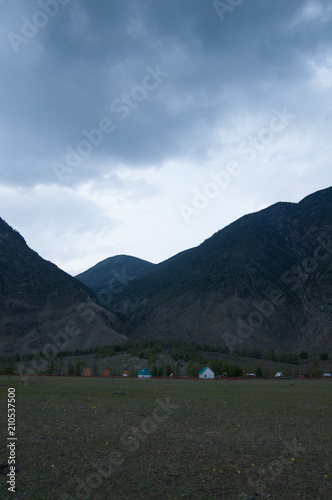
[[75, 255, 154, 295], [0, 218, 127, 355], [107, 188, 332, 354], [2, 187, 331, 357]]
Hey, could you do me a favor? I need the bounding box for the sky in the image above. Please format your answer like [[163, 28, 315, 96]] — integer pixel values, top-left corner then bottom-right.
[[0, 0, 331, 276]]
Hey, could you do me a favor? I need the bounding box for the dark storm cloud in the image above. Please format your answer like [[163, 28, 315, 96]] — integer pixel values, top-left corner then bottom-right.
[[0, 0, 331, 188]]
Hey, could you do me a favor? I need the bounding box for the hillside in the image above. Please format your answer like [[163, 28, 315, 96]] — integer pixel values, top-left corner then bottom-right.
[[1, 187, 331, 357], [0, 218, 128, 355], [108, 187, 332, 354], [75, 254, 154, 294]]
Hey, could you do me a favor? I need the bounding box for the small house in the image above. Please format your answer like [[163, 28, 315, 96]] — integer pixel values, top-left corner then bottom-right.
[[121, 369, 129, 378], [138, 368, 152, 379], [323, 373, 332, 378], [199, 367, 215, 379], [82, 368, 91, 377], [102, 369, 111, 378], [275, 372, 286, 379]]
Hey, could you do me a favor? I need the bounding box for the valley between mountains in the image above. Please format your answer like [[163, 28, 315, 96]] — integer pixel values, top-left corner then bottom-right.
[[1, 187, 331, 357]]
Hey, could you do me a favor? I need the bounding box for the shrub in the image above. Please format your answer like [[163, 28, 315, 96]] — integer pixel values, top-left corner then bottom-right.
[[235, 366, 244, 377], [255, 367, 263, 377], [165, 364, 173, 377], [47, 360, 55, 375], [308, 359, 322, 378], [186, 361, 202, 377], [67, 362, 75, 376], [3, 365, 14, 374]]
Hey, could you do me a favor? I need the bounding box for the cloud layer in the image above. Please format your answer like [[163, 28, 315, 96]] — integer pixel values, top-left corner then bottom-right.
[[0, 0, 331, 274]]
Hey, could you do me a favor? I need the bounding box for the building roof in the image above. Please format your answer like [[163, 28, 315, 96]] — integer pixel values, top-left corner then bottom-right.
[[138, 368, 152, 376], [199, 367, 214, 375]]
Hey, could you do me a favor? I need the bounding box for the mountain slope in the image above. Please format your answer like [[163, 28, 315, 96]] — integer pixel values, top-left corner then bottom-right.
[[0, 218, 128, 355], [109, 187, 332, 354], [75, 255, 154, 294]]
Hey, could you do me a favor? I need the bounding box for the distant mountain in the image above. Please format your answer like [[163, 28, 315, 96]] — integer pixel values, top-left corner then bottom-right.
[[76, 255, 154, 295], [2, 187, 331, 357], [109, 187, 332, 355], [0, 218, 128, 355]]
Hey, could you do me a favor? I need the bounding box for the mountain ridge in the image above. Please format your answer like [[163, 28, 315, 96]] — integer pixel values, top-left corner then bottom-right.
[[103, 187, 332, 354], [75, 254, 155, 295], [0, 217, 128, 355], [1, 187, 331, 356]]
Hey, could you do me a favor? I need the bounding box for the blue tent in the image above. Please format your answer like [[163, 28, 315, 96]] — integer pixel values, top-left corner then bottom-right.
[[138, 368, 152, 378]]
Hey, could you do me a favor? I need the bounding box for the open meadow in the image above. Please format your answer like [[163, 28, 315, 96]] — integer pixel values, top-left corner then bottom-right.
[[0, 376, 331, 500]]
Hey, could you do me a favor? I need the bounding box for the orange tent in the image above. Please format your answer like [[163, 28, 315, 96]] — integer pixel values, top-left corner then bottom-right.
[[82, 368, 91, 377], [103, 369, 111, 377], [121, 369, 129, 377]]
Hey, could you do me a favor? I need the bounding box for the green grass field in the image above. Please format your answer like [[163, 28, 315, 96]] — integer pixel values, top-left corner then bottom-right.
[[0, 376, 331, 499]]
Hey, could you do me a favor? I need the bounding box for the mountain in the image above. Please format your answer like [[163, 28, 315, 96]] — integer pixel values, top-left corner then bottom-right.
[[0, 218, 128, 355], [75, 255, 155, 295], [108, 187, 332, 354], [2, 187, 331, 357]]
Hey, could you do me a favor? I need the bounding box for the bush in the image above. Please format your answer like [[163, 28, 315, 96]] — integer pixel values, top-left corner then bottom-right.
[[300, 351, 308, 359], [67, 362, 75, 376], [47, 360, 55, 375], [255, 367, 263, 377], [320, 352, 329, 361], [3, 365, 14, 374], [165, 364, 173, 377], [266, 349, 277, 361], [221, 362, 237, 377], [208, 359, 224, 376], [308, 359, 322, 378], [235, 366, 243, 377], [278, 353, 299, 365], [186, 361, 202, 377], [75, 358, 84, 376]]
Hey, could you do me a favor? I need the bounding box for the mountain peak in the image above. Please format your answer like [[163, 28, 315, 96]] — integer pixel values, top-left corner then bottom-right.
[[75, 254, 155, 294], [106, 187, 332, 354], [0, 218, 128, 355]]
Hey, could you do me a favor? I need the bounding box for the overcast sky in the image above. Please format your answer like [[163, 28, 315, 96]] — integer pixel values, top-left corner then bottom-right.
[[0, 0, 331, 276]]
